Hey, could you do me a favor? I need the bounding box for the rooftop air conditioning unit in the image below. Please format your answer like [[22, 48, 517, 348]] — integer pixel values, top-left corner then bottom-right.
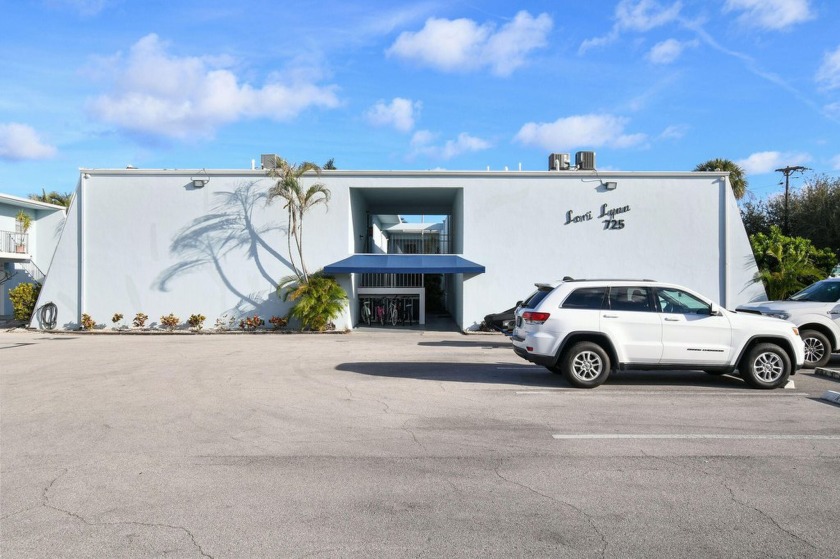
[[575, 151, 596, 170], [260, 154, 280, 170], [548, 153, 570, 171]]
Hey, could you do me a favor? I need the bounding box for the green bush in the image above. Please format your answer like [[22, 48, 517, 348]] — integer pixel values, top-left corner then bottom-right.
[[281, 271, 347, 331], [750, 226, 835, 300], [9, 282, 41, 320]]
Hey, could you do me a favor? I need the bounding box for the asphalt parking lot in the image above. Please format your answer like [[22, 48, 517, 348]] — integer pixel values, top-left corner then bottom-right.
[[2, 329, 839, 558]]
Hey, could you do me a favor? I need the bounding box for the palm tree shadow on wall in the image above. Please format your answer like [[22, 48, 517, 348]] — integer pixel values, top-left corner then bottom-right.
[[153, 181, 293, 316]]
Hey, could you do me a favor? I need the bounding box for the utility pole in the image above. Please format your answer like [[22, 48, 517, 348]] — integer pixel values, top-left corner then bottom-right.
[[774, 165, 808, 235]]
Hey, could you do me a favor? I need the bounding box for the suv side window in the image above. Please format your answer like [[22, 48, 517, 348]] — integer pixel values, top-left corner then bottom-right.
[[607, 286, 652, 312], [656, 287, 710, 314], [562, 287, 607, 309]]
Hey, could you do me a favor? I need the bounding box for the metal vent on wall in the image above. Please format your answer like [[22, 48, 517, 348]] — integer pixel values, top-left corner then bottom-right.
[[575, 151, 596, 170], [261, 154, 279, 170]]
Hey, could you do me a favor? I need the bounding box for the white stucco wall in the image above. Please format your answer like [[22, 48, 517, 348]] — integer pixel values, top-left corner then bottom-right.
[[30, 168, 763, 331]]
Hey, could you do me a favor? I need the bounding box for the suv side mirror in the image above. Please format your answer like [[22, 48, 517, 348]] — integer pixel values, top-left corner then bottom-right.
[[709, 303, 723, 316]]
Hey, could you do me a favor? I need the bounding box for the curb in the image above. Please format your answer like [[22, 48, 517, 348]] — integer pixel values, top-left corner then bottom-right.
[[815, 367, 840, 381], [820, 390, 840, 406]]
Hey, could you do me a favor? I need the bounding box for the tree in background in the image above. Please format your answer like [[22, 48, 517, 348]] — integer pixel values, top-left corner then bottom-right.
[[750, 226, 835, 300], [267, 157, 331, 283], [741, 175, 839, 259], [29, 189, 73, 207], [695, 158, 748, 200]]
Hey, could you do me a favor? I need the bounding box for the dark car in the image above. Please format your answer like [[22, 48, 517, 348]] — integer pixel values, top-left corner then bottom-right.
[[482, 307, 516, 333]]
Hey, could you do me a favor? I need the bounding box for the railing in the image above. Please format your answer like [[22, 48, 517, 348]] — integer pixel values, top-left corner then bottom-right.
[[22, 260, 46, 284], [367, 233, 453, 255], [1, 230, 28, 254], [360, 273, 424, 288]]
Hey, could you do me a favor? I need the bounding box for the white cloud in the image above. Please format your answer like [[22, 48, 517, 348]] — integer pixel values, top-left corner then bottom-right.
[[737, 150, 811, 174], [723, 0, 814, 31], [410, 130, 491, 160], [816, 45, 840, 90], [365, 98, 421, 132], [616, 0, 683, 31], [647, 38, 697, 64], [659, 124, 688, 139], [581, 0, 682, 52], [0, 123, 57, 161], [88, 34, 340, 140], [831, 154, 840, 170], [514, 114, 647, 150], [386, 11, 552, 76]]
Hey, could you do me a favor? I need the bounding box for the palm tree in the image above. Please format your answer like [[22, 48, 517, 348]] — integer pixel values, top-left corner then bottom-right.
[[29, 189, 73, 207], [694, 159, 748, 200], [267, 156, 331, 283]]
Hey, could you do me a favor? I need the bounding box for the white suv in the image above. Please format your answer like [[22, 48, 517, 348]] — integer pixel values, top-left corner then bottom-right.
[[511, 279, 805, 389], [736, 278, 840, 368]]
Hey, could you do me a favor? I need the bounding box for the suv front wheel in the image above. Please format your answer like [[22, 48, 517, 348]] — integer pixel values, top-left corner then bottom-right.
[[800, 329, 831, 369], [741, 343, 791, 389], [562, 342, 611, 388]]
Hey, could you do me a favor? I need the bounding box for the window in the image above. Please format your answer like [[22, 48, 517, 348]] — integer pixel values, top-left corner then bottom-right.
[[789, 280, 840, 303], [562, 287, 607, 309], [607, 286, 652, 312], [656, 287, 710, 314], [522, 287, 552, 309]]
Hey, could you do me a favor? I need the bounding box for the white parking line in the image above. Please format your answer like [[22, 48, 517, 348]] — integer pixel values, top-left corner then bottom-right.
[[552, 434, 840, 440]]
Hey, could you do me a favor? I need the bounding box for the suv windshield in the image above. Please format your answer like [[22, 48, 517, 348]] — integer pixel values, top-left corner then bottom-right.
[[521, 287, 553, 309], [788, 280, 840, 303]]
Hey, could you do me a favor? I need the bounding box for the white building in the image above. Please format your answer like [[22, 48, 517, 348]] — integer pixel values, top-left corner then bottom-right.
[[28, 154, 765, 331], [1, 194, 66, 320]]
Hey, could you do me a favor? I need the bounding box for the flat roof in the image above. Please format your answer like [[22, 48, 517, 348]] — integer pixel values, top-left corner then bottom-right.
[[0, 193, 67, 211]]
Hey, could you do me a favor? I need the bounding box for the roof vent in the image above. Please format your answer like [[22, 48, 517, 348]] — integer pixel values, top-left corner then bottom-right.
[[260, 154, 280, 170], [575, 151, 596, 171], [548, 153, 570, 171]]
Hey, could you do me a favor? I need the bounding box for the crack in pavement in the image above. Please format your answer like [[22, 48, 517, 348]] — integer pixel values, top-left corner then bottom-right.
[[722, 481, 817, 551], [493, 461, 607, 559], [641, 453, 818, 551], [40, 468, 214, 558]]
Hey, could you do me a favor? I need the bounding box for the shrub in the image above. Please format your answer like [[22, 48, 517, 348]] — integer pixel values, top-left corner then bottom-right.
[[281, 271, 347, 332], [160, 314, 180, 331], [112, 313, 124, 329], [239, 314, 264, 331], [750, 226, 834, 299], [133, 312, 148, 328], [268, 315, 288, 330], [188, 314, 206, 331], [80, 313, 96, 330], [8, 282, 41, 320]]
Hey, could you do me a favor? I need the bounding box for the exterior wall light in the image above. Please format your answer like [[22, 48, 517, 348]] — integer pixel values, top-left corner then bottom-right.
[[604, 181, 618, 190], [191, 178, 209, 188]]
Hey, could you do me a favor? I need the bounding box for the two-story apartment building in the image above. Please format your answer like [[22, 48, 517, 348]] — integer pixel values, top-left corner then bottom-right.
[[30, 155, 765, 331]]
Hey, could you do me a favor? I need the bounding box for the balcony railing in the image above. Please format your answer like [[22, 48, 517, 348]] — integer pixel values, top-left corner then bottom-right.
[[365, 233, 453, 255], [1, 230, 28, 254]]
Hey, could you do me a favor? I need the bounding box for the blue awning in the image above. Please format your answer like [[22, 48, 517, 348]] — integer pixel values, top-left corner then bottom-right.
[[323, 254, 485, 274]]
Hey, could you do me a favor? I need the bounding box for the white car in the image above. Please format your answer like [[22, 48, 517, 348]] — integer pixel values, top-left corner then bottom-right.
[[736, 278, 840, 368], [511, 279, 805, 389]]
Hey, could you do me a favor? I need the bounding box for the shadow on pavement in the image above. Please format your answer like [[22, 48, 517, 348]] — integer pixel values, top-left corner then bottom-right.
[[336, 361, 753, 389]]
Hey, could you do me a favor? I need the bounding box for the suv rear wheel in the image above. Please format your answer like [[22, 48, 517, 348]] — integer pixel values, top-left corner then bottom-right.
[[741, 343, 791, 389], [800, 329, 831, 368], [562, 342, 611, 388]]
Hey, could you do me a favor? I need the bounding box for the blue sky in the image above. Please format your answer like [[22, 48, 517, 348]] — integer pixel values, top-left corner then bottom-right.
[[1, 0, 838, 200]]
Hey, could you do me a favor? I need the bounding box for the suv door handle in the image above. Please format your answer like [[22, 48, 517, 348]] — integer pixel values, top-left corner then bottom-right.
[[603, 314, 618, 318], [664, 317, 680, 321]]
